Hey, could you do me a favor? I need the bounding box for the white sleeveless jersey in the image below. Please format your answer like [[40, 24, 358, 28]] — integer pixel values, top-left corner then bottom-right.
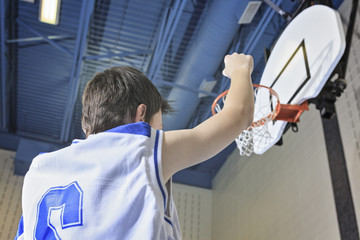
[[15, 122, 181, 240]]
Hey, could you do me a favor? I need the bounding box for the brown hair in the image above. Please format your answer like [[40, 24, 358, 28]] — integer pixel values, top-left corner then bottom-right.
[[81, 66, 172, 137]]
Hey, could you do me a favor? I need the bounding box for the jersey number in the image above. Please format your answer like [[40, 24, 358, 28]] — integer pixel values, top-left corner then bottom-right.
[[34, 181, 83, 239]]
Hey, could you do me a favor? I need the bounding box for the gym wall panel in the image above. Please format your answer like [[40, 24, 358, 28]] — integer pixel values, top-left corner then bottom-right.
[[173, 183, 212, 240]]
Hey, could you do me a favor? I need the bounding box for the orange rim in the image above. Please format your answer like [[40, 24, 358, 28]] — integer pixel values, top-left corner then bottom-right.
[[211, 84, 281, 128], [211, 90, 229, 115]]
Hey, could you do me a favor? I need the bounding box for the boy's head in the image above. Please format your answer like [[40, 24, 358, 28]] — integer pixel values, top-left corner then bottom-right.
[[81, 66, 172, 137]]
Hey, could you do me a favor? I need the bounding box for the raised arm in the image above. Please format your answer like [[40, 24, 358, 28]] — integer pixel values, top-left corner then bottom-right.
[[162, 53, 254, 182]]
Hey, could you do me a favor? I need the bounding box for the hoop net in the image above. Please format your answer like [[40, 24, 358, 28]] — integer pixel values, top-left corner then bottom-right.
[[212, 84, 281, 156]]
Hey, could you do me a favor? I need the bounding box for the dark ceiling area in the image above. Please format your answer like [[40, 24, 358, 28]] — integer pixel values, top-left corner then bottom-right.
[[0, 0, 343, 188]]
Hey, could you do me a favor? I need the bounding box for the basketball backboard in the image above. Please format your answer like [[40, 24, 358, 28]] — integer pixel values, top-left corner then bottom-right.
[[253, 4, 346, 154]]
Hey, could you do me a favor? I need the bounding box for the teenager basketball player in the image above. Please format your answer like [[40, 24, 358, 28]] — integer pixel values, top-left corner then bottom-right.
[[15, 53, 254, 239]]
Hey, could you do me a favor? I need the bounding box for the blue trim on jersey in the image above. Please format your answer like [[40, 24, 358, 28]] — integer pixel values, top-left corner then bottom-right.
[[105, 122, 151, 137], [154, 130, 167, 211], [14, 215, 24, 240], [164, 216, 173, 227]]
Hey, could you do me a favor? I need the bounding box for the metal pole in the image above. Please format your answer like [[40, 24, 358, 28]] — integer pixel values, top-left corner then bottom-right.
[[262, 0, 292, 21], [0, 0, 7, 129], [323, 0, 359, 238], [337, 0, 358, 79], [322, 111, 359, 240]]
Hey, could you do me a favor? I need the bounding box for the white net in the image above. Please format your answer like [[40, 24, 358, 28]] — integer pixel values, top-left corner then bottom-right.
[[235, 122, 273, 156], [213, 85, 280, 156]]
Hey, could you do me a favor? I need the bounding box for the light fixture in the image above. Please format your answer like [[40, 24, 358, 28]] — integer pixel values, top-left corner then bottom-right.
[[238, 1, 262, 24], [39, 0, 61, 25]]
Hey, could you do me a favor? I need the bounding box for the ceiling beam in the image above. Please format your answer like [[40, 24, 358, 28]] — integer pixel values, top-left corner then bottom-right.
[[147, 0, 187, 81], [16, 18, 72, 56], [83, 49, 152, 61], [60, 0, 96, 143], [6, 35, 72, 44]]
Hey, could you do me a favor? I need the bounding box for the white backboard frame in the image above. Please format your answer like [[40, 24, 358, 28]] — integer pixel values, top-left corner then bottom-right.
[[254, 5, 346, 154]]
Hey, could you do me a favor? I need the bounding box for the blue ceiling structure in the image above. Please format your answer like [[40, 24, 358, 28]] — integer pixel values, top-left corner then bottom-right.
[[0, 0, 342, 188]]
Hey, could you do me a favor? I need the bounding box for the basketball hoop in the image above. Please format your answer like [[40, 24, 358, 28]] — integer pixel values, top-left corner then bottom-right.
[[212, 84, 309, 156]]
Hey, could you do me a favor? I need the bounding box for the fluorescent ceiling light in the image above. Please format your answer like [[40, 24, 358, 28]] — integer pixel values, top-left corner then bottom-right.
[[238, 1, 262, 24], [39, 0, 61, 25]]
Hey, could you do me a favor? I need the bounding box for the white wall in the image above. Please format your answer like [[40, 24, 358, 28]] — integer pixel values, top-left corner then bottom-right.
[[173, 183, 212, 240], [212, 104, 341, 239]]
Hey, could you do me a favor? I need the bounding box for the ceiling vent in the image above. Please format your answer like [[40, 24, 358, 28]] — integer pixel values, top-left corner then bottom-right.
[[238, 1, 262, 24]]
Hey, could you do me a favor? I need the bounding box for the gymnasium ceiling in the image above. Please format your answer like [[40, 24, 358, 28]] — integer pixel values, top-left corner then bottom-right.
[[0, 0, 343, 188]]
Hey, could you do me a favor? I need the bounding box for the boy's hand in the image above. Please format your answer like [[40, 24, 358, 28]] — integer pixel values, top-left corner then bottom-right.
[[222, 53, 254, 78]]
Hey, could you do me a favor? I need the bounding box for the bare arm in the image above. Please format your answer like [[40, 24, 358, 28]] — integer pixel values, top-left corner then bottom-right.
[[162, 53, 254, 182]]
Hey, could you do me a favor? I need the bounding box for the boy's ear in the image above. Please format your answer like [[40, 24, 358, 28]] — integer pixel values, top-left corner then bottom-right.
[[134, 104, 147, 122]]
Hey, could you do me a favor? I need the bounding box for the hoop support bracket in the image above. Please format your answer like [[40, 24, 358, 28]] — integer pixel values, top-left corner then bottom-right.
[[275, 101, 309, 122]]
